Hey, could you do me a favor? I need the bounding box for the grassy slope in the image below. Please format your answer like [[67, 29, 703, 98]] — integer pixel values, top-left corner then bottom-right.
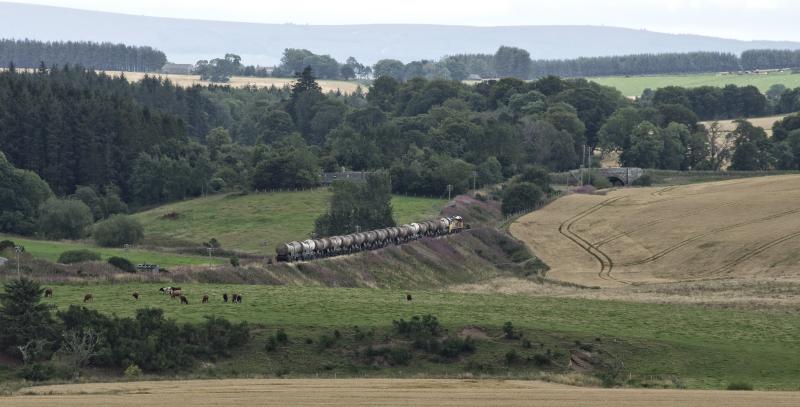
[[41, 283, 800, 389], [590, 71, 800, 97], [132, 189, 446, 252], [0, 235, 224, 268]]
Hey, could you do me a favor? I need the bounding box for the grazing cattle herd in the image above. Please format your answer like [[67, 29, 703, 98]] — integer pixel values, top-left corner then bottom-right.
[[40, 286, 248, 306]]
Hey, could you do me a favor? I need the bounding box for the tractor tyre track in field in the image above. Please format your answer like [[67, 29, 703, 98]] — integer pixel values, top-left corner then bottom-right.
[[594, 201, 739, 247], [703, 229, 800, 277], [558, 197, 630, 284], [620, 207, 800, 267]]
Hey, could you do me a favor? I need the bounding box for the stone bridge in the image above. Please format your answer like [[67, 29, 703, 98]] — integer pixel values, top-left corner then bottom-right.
[[568, 167, 645, 186]]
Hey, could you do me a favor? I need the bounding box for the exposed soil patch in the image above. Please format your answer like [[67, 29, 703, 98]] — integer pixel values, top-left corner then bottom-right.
[[458, 326, 490, 340]]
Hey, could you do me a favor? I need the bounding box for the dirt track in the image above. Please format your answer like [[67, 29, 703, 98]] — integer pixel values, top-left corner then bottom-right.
[[511, 175, 800, 287], [7, 379, 800, 406]]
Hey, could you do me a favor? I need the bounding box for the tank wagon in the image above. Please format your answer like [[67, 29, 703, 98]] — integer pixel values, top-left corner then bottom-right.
[[275, 216, 465, 262]]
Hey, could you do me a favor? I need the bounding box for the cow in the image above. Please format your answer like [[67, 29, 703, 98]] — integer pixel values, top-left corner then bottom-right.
[[132, 292, 140, 300], [223, 293, 228, 303], [202, 295, 209, 304], [170, 291, 182, 300], [44, 288, 53, 298], [160, 286, 182, 295], [83, 294, 93, 303], [406, 294, 413, 301], [231, 294, 242, 303], [180, 295, 189, 305]]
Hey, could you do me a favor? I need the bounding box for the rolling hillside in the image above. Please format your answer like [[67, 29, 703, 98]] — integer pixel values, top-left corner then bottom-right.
[[132, 189, 446, 253], [511, 175, 800, 287], [2, 2, 799, 65]]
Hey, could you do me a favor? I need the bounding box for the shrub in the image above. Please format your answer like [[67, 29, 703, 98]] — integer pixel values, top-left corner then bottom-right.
[[589, 173, 612, 189], [437, 336, 476, 359], [0, 240, 14, 252], [275, 329, 288, 344], [502, 321, 520, 339], [522, 339, 532, 349], [317, 334, 336, 349], [501, 182, 544, 215], [229, 257, 240, 267], [631, 174, 653, 186], [531, 353, 551, 366], [92, 215, 144, 247], [364, 346, 412, 366], [727, 382, 753, 391], [505, 349, 519, 365], [124, 364, 143, 378], [107, 256, 135, 273], [57, 249, 101, 264], [393, 315, 442, 340], [38, 198, 93, 239]]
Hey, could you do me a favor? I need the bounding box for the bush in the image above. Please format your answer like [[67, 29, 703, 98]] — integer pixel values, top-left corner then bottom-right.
[[631, 174, 653, 186], [275, 329, 288, 344], [0, 240, 14, 252], [501, 182, 544, 215], [38, 198, 93, 239], [92, 215, 144, 247], [727, 382, 753, 391], [107, 256, 135, 273], [505, 349, 519, 365], [57, 249, 101, 264], [502, 321, 520, 339], [124, 364, 142, 377], [230, 257, 240, 267], [589, 173, 612, 189]]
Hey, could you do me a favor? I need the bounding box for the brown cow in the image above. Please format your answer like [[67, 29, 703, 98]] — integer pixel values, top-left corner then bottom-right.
[[83, 294, 93, 303], [132, 292, 140, 300], [44, 288, 53, 298], [202, 295, 209, 304], [223, 293, 228, 303], [406, 294, 413, 301], [170, 290, 182, 300], [180, 295, 189, 305]]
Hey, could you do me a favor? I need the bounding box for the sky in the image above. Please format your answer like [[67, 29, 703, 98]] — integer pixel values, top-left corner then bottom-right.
[[10, 0, 800, 42]]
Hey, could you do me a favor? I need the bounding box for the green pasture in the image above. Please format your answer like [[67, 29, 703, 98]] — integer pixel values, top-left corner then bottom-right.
[[38, 283, 800, 389], [132, 189, 446, 252], [590, 71, 800, 97], [0, 235, 224, 268]]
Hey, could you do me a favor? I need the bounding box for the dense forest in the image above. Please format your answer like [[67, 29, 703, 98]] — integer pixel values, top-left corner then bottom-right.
[[2, 64, 800, 238], [0, 39, 167, 72]]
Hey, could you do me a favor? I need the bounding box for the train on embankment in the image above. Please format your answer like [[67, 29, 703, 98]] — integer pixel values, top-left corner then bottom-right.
[[275, 216, 466, 262]]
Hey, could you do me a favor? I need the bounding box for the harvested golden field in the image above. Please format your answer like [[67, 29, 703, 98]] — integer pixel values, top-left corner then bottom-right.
[[9, 379, 800, 407], [699, 114, 787, 137], [103, 71, 364, 94], [511, 175, 800, 287]]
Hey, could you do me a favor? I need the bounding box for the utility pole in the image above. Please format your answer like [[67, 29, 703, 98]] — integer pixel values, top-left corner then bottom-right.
[[355, 225, 360, 233], [447, 184, 453, 201], [207, 247, 214, 267], [580, 145, 586, 187], [14, 246, 22, 280], [471, 171, 477, 192]]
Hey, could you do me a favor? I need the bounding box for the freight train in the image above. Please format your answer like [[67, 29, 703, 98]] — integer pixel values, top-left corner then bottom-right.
[[275, 216, 465, 262]]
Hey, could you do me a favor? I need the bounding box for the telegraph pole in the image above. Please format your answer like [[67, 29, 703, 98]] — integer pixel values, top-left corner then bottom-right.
[[207, 247, 214, 267], [14, 246, 22, 280], [447, 184, 453, 201], [471, 171, 477, 191]]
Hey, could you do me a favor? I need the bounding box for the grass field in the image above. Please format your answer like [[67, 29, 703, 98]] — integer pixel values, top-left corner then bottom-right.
[[511, 175, 800, 287], [10, 379, 800, 406], [132, 189, 446, 252], [104, 71, 364, 94], [34, 283, 800, 389], [699, 114, 788, 137], [0, 235, 224, 268], [590, 71, 800, 97]]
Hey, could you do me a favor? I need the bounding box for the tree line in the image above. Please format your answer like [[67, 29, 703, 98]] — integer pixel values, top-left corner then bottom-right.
[[0, 39, 167, 72], [373, 47, 800, 81]]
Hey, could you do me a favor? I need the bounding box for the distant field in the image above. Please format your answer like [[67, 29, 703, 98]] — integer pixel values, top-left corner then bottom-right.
[[36, 283, 800, 389], [0, 234, 223, 267], [132, 189, 446, 252], [590, 71, 800, 97], [11, 379, 800, 406], [699, 114, 788, 137], [104, 70, 365, 94]]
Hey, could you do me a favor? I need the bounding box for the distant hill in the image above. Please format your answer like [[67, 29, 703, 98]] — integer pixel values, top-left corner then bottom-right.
[[1, 2, 800, 66]]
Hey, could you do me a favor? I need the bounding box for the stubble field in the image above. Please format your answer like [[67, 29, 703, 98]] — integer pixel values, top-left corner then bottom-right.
[[511, 175, 800, 288], [8, 379, 800, 406]]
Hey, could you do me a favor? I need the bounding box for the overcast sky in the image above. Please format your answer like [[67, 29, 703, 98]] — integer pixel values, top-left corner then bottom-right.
[[12, 0, 800, 42]]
